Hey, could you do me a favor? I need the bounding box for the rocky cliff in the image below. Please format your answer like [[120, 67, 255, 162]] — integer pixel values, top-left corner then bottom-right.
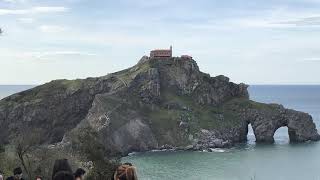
[[0, 57, 319, 155]]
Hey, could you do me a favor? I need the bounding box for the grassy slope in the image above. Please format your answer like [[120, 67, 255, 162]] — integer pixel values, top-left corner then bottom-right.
[[0, 79, 86, 105]]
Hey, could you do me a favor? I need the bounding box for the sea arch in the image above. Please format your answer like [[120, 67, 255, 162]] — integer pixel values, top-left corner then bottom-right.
[[242, 107, 320, 143]]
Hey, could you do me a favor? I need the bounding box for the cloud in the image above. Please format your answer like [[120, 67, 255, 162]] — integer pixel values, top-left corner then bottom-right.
[[0, 48, 98, 60], [276, 16, 320, 26], [0, 6, 68, 15], [231, 19, 293, 28], [228, 17, 320, 29], [300, 57, 320, 62], [116, 0, 172, 8], [39, 25, 66, 33], [18, 17, 34, 23], [129, 0, 171, 8], [32, 6, 68, 13], [1, 0, 27, 3], [217, 8, 320, 29], [18, 51, 98, 60]]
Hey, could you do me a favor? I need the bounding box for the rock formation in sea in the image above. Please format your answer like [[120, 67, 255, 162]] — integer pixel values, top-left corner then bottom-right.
[[0, 57, 319, 155]]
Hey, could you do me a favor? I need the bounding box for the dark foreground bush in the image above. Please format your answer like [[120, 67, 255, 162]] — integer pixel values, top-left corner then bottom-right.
[[0, 126, 119, 180]]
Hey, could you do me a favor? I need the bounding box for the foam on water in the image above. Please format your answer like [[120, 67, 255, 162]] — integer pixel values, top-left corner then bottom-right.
[[209, 148, 226, 153]]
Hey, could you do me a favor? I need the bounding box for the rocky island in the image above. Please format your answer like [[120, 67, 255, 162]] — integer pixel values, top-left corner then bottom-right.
[[1, 56, 319, 157]]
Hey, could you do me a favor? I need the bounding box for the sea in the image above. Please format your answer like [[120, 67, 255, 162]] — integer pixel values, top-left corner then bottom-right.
[[1, 85, 320, 180]]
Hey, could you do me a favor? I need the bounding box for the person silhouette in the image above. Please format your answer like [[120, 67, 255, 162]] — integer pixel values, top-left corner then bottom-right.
[[113, 163, 138, 180], [6, 167, 25, 180]]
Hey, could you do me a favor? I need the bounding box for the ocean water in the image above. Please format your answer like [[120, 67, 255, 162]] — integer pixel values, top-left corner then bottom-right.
[[0, 85, 35, 100], [1, 85, 320, 180]]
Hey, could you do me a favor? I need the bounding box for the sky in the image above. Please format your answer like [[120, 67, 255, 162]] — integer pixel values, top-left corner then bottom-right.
[[0, 0, 320, 85]]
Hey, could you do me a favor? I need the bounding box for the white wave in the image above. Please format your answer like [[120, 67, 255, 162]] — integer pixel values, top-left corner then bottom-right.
[[128, 152, 138, 156], [209, 148, 226, 153]]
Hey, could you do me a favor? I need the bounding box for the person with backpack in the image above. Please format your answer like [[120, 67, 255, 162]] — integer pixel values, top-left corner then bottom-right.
[[74, 168, 86, 180], [52, 159, 74, 180], [113, 163, 138, 180]]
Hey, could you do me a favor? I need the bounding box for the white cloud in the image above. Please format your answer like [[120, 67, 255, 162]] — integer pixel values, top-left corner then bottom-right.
[[0, 48, 98, 60], [0, 6, 68, 15], [17, 51, 98, 60], [229, 18, 301, 29], [300, 57, 320, 62], [1, 0, 27, 3], [39, 25, 66, 33], [32, 7, 68, 13], [0, 9, 29, 15], [130, 0, 171, 8], [18, 17, 34, 23], [210, 8, 320, 29], [276, 16, 320, 26]]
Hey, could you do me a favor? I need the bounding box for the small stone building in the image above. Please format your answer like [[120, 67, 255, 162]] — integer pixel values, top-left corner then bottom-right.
[[150, 46, 172, 58]]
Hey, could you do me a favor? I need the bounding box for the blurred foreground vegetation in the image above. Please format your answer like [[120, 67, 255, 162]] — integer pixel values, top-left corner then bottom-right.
[[0, 127, 119, 180]]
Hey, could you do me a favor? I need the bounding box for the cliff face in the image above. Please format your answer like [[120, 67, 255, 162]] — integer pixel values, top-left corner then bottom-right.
[[0, 57, 319, 155]]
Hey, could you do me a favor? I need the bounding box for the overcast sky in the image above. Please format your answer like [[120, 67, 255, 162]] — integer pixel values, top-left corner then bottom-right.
[[0, 0, 320, 85]]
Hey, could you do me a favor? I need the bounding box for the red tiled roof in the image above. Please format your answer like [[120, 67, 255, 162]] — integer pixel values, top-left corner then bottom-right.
[[151, 49, 171, 52]]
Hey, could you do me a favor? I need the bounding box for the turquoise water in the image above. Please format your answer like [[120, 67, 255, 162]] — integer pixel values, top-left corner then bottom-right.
[[1, 85, 320, 180]]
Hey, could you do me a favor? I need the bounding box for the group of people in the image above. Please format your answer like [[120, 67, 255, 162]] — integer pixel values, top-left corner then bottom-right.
[[0, 167, 26, 180], [0, 159, 138, 180], [0, 167, 25, 180]]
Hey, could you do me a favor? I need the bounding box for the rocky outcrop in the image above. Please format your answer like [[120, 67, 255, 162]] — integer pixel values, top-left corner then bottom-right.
[[0, 57, 319, 155], [243, 104, 320, 143], [177, 99, 320, 151], [193, 129, 232, 150], [130, 68, 161, 104], [109, 119, 158, 153]]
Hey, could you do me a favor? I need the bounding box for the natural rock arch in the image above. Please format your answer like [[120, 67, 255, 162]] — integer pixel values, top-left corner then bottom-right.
[[274, 126, 290, 143], [242, 105, 320, 143], [246, 122, 290, 143]]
